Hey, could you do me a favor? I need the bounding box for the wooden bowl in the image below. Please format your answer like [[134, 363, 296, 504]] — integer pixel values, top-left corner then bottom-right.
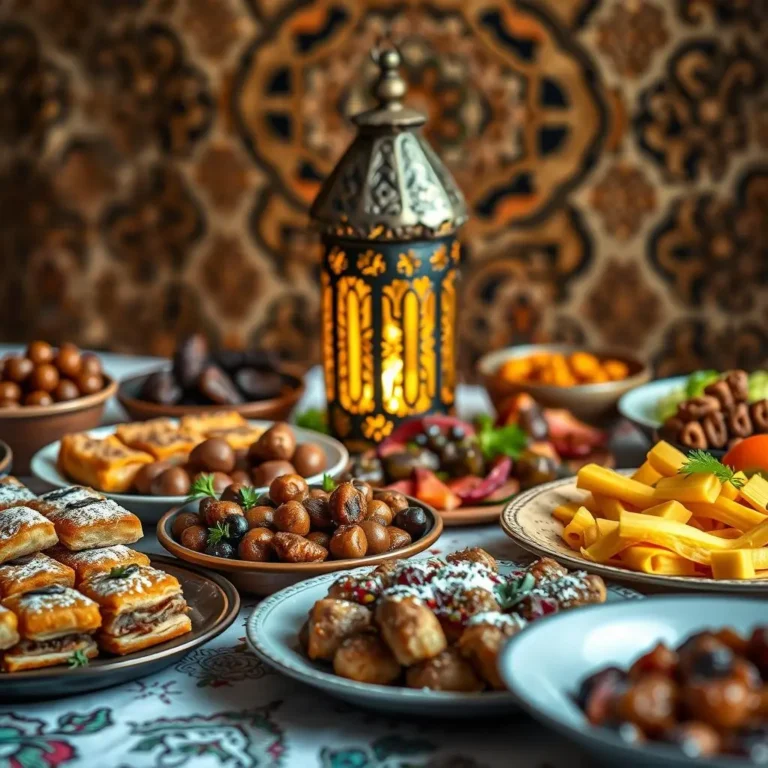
[[157, 495, 444, 595], [0, 375, 117, 474], [117, 364, 306, 422], [477, 343, 651, 427]]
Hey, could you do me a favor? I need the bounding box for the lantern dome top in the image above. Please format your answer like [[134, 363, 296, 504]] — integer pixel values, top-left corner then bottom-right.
[[309, 44, 468, 241]]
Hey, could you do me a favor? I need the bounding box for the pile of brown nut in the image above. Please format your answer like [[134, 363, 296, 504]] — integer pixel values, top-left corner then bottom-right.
[[661, 370, 768, 450]]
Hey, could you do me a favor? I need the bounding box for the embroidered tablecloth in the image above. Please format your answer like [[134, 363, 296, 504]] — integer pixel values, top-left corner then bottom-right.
[[0, 352, 646, 767]]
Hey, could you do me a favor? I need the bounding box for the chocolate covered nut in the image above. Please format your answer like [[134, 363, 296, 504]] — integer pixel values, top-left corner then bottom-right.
[[702, 412, 728, 449], [724, 370, 749, 403], [727, 403, 753, 438], [198, 365, 244, 405], [250, 423, 296, 462], [679, 421, 708, 450], [704, 380, 734, 411], [173, 333, 209, 389], [677, 395, 720, 421], [189, 438, 236, 473], [140, 370, 182, 405], [292, 443, 326, 477]]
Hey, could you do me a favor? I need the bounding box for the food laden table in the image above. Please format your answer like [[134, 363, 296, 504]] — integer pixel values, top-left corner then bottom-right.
[[2, 349, 648, 768]]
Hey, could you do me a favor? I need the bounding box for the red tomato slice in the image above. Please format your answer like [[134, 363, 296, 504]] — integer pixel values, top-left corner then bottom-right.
[[723, 435, 768, 475]]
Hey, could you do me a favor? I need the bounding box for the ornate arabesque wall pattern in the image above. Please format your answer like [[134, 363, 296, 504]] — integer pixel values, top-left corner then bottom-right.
[[0, 0, 766, 374]]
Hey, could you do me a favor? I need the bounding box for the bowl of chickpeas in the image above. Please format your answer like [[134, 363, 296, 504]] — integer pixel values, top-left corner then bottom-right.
[[478, 344, 651, 427], [0, 341, 117, 472], [157, 473, 443, 595]]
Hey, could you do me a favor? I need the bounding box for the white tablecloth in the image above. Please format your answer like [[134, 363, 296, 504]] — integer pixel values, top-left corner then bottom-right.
[[0, 349, 645, 767]]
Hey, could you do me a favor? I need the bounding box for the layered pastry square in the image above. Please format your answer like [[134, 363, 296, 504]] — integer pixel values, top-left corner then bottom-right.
[[115, 419, 198, 462], [0, 477, 56, 516], [0, 605, 18, 651], [0, 553, 75, 598], [79, 565, 191, 655], [0, 507, 58, 565], [180, 411, 246, 436], [45, 498, 142, 552], [47, 545, 150, 585], [2, 585, 101, 671], [40, 486, 105, 513], [57, 433, 154, 493]]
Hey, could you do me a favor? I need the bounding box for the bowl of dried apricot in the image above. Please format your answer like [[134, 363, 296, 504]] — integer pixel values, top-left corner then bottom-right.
[[478, 344, 651, 427]]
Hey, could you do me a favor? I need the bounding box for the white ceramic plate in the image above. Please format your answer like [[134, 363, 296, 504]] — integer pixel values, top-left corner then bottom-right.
[[30, 421, 349, 523], [245, 560, 641, 717], [499, 596, 768, 767], [617, 375, 687, 437], [501, 476, 768, 593]]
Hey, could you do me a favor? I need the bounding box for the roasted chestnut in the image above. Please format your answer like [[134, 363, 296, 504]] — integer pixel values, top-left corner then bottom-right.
[[329, 482, 367, 526], [269, 473, 308, 505], [250, 423, 296, 462]]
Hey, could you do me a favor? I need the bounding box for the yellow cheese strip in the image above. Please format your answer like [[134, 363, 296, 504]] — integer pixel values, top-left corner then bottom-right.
[[708, 528, 742, 540], [631, 461, 663, 486], [577, 465, 657, 510], [750, 549, 768, 570], [688, 497, 766, 532], [553, 502, 580, 525], [711, 550, 756, 580], [581, 521, 630, 563], [734, 517, 768, 549], [720, 472, 748, 502], [599, 497, 630, 522], [563, 507, 596, 551], [581, 494, 602, 515], [741, 474, 768, 513], [654, 473, 721, 504], [646, 441, 687, 477], [643, 501, 692, 524], [619, 545, 698, 576], [618, 511, 731, 565]]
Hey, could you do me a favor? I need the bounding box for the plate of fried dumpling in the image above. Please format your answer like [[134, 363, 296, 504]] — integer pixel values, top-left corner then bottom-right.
[[246, 548, 641, 715]]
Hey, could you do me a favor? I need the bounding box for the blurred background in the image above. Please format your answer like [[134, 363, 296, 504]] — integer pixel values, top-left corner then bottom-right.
[[0, 0, 766, 378]]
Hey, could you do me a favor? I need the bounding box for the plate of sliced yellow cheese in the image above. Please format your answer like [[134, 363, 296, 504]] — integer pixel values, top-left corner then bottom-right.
[[501, 441, 768, 592]]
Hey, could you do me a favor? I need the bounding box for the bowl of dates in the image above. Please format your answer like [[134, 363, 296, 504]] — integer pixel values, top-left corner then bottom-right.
[[157, 474, 443, 594], [0, 342, 116, 472], [118, 334, 305, 422]]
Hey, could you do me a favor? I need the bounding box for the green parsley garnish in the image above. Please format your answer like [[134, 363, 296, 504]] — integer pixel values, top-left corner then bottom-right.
[[679, 449, 745, 488], [295, 408, 330, 435], [475, 414, 527, 462], [237, 486, 261, 511], [185, 473, 219, 505], [68, 650, 90, 669], [494, 572, 535, 611], [207, 521, 230, 546], [322, 473, 337, 492]]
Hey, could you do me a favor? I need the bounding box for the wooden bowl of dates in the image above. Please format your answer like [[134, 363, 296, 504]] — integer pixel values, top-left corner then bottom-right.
[[0, 342, 116, 473], [156, 480, 444, 595], [478, 344, 651, 427]]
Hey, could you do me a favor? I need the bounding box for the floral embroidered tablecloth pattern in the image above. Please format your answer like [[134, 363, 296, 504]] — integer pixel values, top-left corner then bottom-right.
[[0, 527, 592, 768]]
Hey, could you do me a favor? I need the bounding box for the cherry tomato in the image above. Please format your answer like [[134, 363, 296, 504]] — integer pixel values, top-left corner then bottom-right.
[[723, 436, 768, 476]]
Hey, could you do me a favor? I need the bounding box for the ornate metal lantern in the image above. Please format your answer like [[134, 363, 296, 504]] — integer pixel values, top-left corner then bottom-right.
[[310, 45, 468, 449]]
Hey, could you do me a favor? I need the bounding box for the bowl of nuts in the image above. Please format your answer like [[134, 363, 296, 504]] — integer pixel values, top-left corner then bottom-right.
[[157, 474, 443, 595], [0, 341, 117, 473]]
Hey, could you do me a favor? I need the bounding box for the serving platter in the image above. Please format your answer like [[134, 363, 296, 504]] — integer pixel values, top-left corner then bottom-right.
[[2, 554, 240, 702], [29, 420, 349, 523], [499, 596, 768, 767], [158, 494, 443, 595], [617, 375, 686, 438], [501, 476, 768, 593], [245, 560, 641, 717]]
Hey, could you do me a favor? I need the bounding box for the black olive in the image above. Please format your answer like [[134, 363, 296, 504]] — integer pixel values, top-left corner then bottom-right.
[[206, 541, 236, 559], [223, 514, 249, 541], [254, 493, 277, 509], [394, 506, 428, 538]]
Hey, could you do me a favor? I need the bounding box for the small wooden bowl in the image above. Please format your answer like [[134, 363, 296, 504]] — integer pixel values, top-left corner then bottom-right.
[[478, 343, 651, 427], [117, 364, 306, 422], [0, 375, 117, 474], [157, 495, 444, 595]]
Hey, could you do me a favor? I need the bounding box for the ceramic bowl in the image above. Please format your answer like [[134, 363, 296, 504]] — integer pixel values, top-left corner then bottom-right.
[[117, 364, 306, 422], [157, 494, 444, 595], [0, 375, 117, 474], [30, 421, 349, 524], [617, 374, 686, 438], [477, 343, 651, 427], [499, 596, 768, 767]]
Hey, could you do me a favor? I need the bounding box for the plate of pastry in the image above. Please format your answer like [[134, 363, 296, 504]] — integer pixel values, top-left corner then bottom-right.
[[501, 440, 768, 593], [0, 476, 239, 699], [30, 414, 349, 522], [246, 547, 640, 716]]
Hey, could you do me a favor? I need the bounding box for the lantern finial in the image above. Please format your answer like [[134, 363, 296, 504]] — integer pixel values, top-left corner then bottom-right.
[[370, 43, 407, 110]]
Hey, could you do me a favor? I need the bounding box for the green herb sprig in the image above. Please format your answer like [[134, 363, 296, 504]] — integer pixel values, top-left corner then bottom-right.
[[322, 473, 337, 493], [184, 473, 218, 505], [494, 572, 536, 611], [475, 414, 527, 462], [207, 521, 231, 546], [68, 650, 90, 669], [679, 449, 745, 488], [237, 486, 261, 511]]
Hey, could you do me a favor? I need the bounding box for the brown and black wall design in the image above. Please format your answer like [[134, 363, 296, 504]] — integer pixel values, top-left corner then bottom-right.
[[0, 0, 766, 376]]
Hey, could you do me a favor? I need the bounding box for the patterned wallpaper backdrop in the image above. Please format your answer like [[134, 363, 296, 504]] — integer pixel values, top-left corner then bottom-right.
[[0, 0, 767, 378]]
